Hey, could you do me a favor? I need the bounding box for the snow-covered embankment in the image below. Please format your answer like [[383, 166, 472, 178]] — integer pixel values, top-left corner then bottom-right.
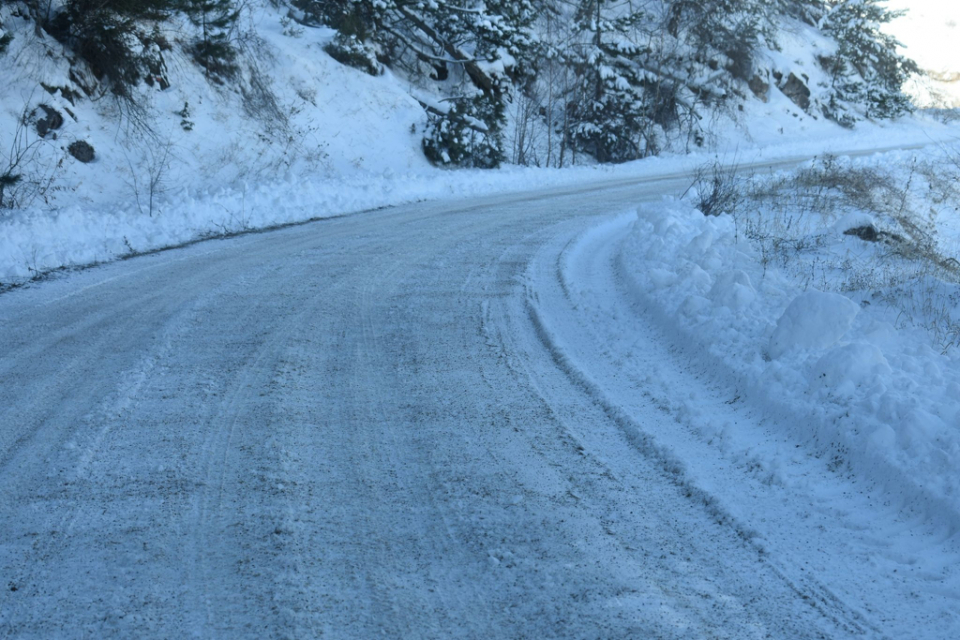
[[614, 196, 960, 527]]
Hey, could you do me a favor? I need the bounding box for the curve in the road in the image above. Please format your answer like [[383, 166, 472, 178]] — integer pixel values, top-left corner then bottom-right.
[[0, 159, 956, 637]]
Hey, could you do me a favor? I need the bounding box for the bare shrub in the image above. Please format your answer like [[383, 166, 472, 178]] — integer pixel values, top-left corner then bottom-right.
[[684, 158, 745, 217], [715, 151, 960, 352], [1, 104, 63, 210], [125, 140, 177, 217]]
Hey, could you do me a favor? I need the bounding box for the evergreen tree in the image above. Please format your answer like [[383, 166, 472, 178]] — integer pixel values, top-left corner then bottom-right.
[[303, 0, 537, 167], [52, 0, 177, 97], [179, 0, 239, 80], [469, 0, 540, 82], [819, 0, 918, 119], [667, 0, 776, 82], [422, 94, 505, 168], [564, 0, 656, 163]]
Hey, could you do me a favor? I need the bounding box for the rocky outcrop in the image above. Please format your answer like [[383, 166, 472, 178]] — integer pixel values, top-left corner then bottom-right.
[[777, 72, 811, 110]]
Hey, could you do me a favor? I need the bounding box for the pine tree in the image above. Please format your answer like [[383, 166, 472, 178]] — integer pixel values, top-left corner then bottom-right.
[[470, 0, 540, 82], [564, 0, 659, 163], [51, 0, 178, 97], [819, 0, 918, 119], [668, 0, 775, 82], [305, 0, 538, 167], [179, 0, 239, 80], [419, 0, 538, 168]]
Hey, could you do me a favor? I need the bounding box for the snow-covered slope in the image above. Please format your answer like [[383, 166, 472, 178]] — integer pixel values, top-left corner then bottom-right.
[[2, 119, 956, 286], [0, 3, 429, 213]]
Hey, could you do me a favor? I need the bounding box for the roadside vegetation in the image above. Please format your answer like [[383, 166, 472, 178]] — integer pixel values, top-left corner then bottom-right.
[[0, 0, 919, 212], [687, 142, 960, 354]]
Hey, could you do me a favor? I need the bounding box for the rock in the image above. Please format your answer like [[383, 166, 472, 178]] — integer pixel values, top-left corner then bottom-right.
[[843, 225, 906, 246], [843, 225, 879, 242], [69, 67, 99, 97], [68, 140, 95, 163], [34, 104, 64, 138], [779, 73, 811, 110], [749, 74, 769, 102], [40, 82, 81, 106]]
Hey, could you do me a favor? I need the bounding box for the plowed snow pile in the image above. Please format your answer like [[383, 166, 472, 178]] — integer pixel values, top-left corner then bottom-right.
[[619, 146, 960, 526]]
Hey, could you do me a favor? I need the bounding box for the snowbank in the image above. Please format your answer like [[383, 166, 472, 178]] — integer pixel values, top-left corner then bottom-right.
[[619, 191, 960, 527], [3, 114, 956, 287]]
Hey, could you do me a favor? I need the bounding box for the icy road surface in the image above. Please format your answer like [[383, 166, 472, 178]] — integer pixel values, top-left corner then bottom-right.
[[1, 162, 957, 638]]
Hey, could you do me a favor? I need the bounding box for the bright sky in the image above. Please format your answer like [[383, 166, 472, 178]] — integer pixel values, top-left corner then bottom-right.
[[885, 0, 958, 74], [885, 0, 959, 106]]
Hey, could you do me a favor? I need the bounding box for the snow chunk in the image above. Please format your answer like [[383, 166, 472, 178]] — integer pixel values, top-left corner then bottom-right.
[[649, 268, 678, 288], [709, 270, 756, 310], [768, 291, 859, 359], [810, 342, 892, 396]]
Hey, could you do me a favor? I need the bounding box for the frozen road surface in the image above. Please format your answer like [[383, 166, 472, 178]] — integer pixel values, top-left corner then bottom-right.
[[1, 164, 957, 638]]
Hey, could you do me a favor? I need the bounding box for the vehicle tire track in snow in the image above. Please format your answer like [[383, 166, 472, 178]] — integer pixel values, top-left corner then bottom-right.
[[0, 263, 254, 635], [469, 227, 852, 636], [519, 216, 873, 636], [0, 232, 337, 636], [527, 212, 960, 637], [186, 271, 318, 634]]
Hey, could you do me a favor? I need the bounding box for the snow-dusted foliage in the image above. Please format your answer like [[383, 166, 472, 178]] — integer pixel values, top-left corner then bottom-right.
[[422, 94, 504, 169], [304, 0, 920, 167], [561, 2, 659, 163], [0, 0, 925, 192], [819, 0, 920, 121], [291, 0, 538, 168]]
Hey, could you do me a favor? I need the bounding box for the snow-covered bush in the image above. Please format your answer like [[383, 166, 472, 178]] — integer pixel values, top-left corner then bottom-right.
[[687, 159, 746, 217], [323, 32, 381, 77], [422, 95, 504, 169], [819, 0, 920, 120]]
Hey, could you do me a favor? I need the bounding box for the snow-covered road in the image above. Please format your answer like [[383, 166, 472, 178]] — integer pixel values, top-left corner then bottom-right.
[[1, 164, 957, 638]]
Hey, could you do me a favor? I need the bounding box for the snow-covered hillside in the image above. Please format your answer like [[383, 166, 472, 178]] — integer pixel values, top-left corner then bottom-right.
[[2, 0, 956, 287], [0, 3, 429, 211]]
